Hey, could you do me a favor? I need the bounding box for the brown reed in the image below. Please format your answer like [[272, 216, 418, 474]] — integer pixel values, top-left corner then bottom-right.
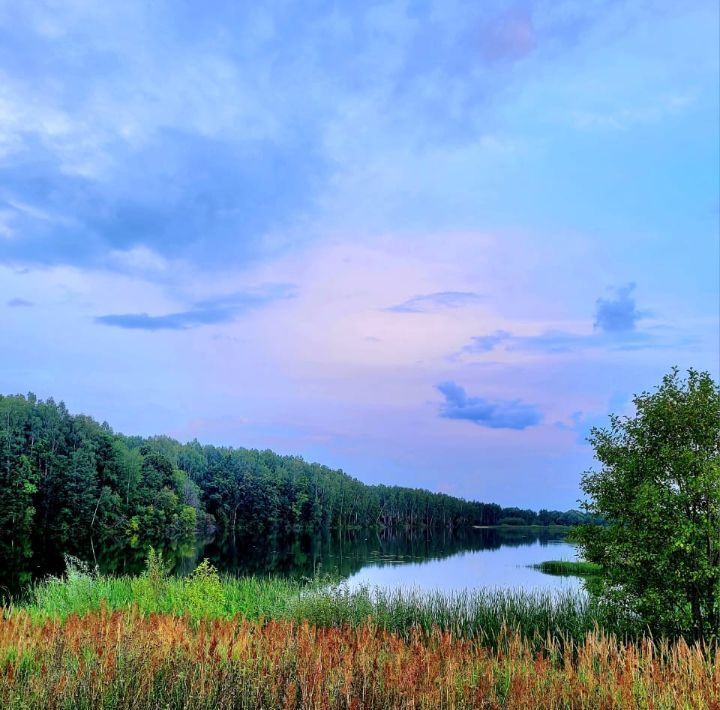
[[0, 609, 717, 709]]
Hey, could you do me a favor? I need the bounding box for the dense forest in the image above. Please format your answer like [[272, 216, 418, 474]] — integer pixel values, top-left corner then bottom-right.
[[0, 394, 595, 582]]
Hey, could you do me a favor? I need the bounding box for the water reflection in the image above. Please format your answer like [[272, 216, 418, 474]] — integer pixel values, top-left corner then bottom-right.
[[3, 527, 582, 597], [194, 527, 581, 593], [345, 533, 581, 593]]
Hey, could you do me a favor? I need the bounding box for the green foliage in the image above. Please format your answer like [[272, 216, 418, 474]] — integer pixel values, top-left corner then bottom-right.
[[144, 547, 170, 583], [574, 368, 720, 640], [63, 554, 98, 582], [0, 395, 206, 586], [182, 559, 223, 618], [29, 555, 103, 617], [27, 559, 311, 622], [131, 547, 172, 613], [0, 453, 36, 568]]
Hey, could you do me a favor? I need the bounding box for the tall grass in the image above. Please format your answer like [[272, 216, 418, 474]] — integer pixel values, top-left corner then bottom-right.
[[293, 583, 603, 646], [5, 560, 716, 706], [0, 609, 716, 709], [23, 556, 311, 622], [19, 558, 608, 647]]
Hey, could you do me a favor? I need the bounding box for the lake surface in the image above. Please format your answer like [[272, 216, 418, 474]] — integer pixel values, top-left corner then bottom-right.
[[344, 535, 581, 593], [4, 527, 583, 598], [193, 527, 583, 594]]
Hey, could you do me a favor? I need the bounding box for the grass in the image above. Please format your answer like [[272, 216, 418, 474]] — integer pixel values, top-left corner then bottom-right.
[[2, 557, 717, 707], [0, 609, 717, 709], [533, 560, 602, 577], [291, 584, 602, 647], [22, 576, 602, 646], [17, 556, 607, 648], [22, 557, 311, 622]]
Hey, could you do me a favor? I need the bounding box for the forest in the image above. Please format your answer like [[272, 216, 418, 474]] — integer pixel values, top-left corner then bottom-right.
[[0, 393, 594, 583]]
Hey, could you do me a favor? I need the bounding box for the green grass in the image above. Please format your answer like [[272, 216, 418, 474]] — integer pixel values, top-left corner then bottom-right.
[[292, 583, 602, 645], [21, 558, 312, 622], [533, 560, 602, 577]]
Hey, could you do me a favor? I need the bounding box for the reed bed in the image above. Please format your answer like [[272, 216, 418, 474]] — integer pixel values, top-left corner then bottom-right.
[[293, 584, 603, 647], [0, 608, 716, 709], [532, 561, 602, 577], [22, 568, 607, 647]]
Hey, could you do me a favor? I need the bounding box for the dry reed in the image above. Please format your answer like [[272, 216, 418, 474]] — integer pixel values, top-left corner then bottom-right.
[[0, 608, 717, 709]]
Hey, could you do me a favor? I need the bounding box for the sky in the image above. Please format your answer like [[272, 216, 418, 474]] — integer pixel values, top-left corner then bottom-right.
[[1, 0, 718, 509]]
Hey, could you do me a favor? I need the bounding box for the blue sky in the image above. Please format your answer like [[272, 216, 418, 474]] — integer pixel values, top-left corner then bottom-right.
[[1, 0, 717, 508]]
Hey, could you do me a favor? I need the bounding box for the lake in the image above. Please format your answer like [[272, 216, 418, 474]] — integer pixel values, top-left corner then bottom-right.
[[191, 527, 583, 594], [3, 527, 583, 598]]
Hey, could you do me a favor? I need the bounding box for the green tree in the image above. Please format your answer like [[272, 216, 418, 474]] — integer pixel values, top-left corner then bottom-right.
[[574, 368, 720, 640], [0, 454, 37, 567], [55, 447, 99, 553]]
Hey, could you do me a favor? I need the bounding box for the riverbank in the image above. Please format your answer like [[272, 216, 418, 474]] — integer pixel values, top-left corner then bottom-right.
[[471, 524, 572, 531]]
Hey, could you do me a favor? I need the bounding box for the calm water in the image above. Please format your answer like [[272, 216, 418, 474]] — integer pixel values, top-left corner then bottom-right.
[[192, 527, 582, 594], [344, 534, 581, 593], [6, 527, 582, 597]]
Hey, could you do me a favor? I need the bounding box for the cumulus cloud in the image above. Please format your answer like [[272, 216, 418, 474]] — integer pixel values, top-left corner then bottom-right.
[[386, 291, 483, 313], [593, 283, 644, 333], [436, 381, 542, 430], [95, 284, 295, 331]]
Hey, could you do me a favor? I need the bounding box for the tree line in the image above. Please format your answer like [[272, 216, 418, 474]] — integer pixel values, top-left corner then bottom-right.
[[0, 393, 595, 583]]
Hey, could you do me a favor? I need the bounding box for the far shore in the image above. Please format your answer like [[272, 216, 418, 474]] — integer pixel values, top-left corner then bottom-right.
[[472, 524, 573, 529]]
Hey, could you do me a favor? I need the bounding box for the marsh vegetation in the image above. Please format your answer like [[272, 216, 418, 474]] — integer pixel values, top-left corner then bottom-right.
[[1, 555, 717, 709]]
